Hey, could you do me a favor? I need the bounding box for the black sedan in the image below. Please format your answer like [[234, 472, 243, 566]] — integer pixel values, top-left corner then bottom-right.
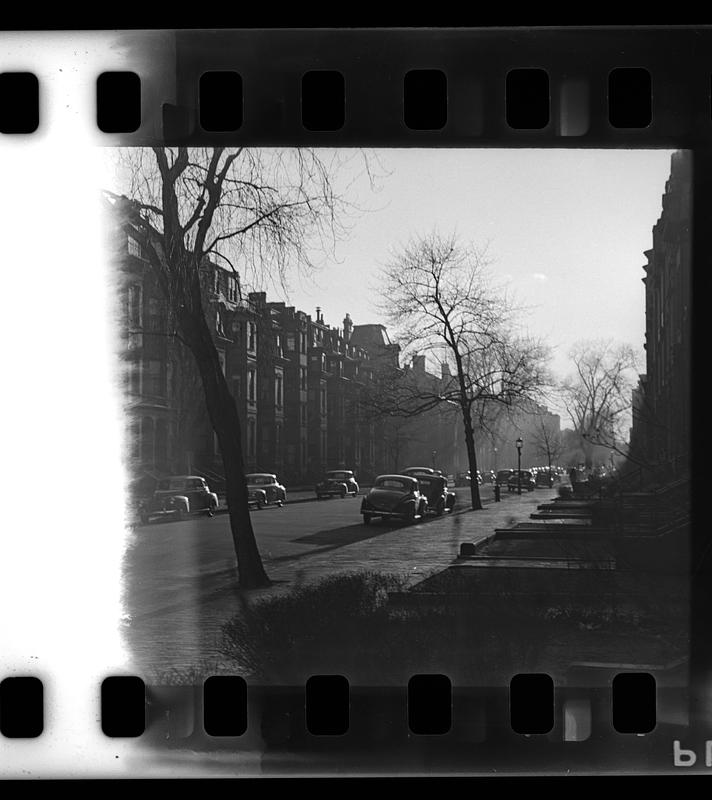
[[507, 470, 536, 492], [139, 475, 219, 524], [315, 470, 360, 499], [360, 475, 428, 525], [416, 474, 456, 516], [245, 473, 287, 507]]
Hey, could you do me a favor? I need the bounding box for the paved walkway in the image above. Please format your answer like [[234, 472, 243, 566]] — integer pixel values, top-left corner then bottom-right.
[[122, 489, 549, 679]]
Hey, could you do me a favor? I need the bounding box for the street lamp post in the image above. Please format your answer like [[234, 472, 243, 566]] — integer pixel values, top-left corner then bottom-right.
[[516, 437, 523, 495]]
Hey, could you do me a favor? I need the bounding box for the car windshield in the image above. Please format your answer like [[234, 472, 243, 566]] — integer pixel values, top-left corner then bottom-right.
[[510, 471, 532, 479], [497, 471, 513, 481], [417, 476, 438, 489], [375, 477, 411, 491], [327, 471, 351, 480], [246, 475, 274, 485]]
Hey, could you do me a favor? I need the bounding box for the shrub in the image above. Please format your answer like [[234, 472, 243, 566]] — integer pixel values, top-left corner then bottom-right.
[[221, 571, 417, 684], [219, 570, 556, 685]]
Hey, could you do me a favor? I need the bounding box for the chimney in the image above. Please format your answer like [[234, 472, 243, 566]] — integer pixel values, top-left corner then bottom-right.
[[413, 355, 426, 373], [441, 362, 451, 380], [316, 306, 323, 324], [343, 313, 353, 342]]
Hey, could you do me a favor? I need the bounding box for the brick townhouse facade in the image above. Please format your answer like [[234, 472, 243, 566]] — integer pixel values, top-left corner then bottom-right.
[[109, 194, 461, 490], [628, 150, 691, 479]]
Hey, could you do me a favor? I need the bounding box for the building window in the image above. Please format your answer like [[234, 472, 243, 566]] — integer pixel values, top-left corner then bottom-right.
[[275, 334, 283, 358], [247, 417, 256, 457], [275, 374, 283, 408], [144, 359, 165, 397], [145, 296, 162, 333], [140, 416, 154, 464], [248, 368, 257, 403], [300, 404, 307, 426], [128, 361, 141, 397], [286, 332, 295, 351], [128, 236, 142, 259], [321, 429, 327, 462], [300, 331, 307, 353], [320, 387, 327, 416], [247, 322, 257, 352], [128, 284, 142, 329], [275, 423, 282, 457], [300, 366, 308, 392], [227, 275, 237, 302]]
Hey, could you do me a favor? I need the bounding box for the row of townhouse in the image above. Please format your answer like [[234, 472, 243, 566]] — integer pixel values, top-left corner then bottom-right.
[[109, 194, 460, 490], [629, 150, 691, 481]]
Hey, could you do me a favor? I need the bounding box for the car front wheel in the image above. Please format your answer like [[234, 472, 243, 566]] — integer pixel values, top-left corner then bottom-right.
[[363, 514, 372, 525], [403, 505, 416, 524]]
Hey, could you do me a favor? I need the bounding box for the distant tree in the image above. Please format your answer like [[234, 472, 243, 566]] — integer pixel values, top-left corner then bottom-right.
[[560, 339, 640, 470], [529, 411, 564, 483], [369, 231, 552, 510]]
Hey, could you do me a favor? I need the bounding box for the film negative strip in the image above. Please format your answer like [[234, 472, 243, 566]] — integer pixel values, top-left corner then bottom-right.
[[0, 27, 708, 778]]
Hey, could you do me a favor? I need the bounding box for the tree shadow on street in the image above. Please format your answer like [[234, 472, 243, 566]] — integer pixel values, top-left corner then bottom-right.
[[266, 518, 429, 563]]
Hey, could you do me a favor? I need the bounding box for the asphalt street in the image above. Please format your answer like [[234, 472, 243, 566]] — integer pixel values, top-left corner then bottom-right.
[[120, 483, 549, 677]]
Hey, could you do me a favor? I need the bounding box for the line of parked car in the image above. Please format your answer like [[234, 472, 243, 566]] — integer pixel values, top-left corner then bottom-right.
[[135, 462, 566, 527]]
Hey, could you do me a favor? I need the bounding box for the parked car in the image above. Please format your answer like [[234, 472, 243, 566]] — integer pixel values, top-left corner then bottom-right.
[[507, 470, 536, 492], [454, 471, 471, 487], [417, 474, 456, 516], [315, 470, 360, 499], [361, 474, 428, 525], [401, 466, 437, 477], [245, 473, 286, 508], [495, 469, 515, 486], [139, 475, 219, 524], [535, 468, 559, 487]]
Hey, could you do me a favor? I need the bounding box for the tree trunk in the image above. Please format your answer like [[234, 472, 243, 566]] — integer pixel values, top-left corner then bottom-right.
[[461, 406, 483, 510], [178, 304, 271, 590]]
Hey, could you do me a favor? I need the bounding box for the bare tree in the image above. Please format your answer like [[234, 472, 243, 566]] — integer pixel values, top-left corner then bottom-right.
[[371, 231, 552, 510], [114, 147, 371, 589], [560, 340, 640, 470], [529, 411, 564, 483]]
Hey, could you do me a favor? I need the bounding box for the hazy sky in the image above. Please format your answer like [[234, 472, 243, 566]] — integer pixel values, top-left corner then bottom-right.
[[278, 149, 675, 397]]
